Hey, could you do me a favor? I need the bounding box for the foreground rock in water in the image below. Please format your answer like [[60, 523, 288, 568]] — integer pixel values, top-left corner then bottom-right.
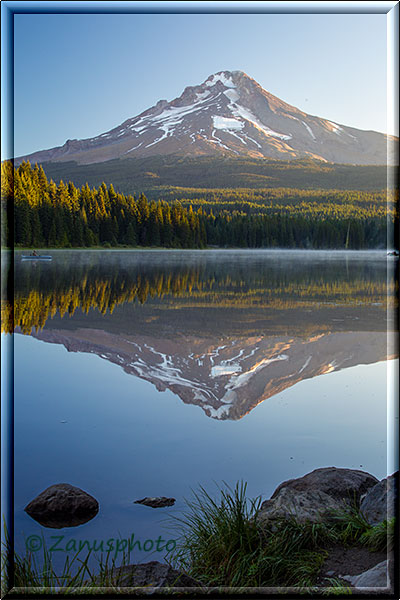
[[270, 467, 378, 506], [24, 483, 99, 528], [258, 488, 344, 525], [360, 472, 398, 525], [100, 561, 201, 588], [134, 497, 176, 508]]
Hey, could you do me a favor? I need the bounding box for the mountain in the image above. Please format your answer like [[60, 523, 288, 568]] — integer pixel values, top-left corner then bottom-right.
[[26, 328, 394, 420], [16, 70, 396, 166]]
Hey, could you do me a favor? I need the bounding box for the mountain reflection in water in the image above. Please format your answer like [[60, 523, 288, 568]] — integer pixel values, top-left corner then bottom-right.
[[5, 250, 398, 420]]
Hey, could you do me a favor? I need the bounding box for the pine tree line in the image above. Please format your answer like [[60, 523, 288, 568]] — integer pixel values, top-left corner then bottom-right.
[[2, 161, 206, 249], [1, 160, 393, 249]]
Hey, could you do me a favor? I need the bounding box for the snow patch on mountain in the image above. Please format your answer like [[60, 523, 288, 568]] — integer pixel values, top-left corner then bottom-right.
[[218, 354, 289, 404], [206, 72, 236, 88], [195, 90, 211, 101], [211, 364, 241, 377], [327, 121, 343, 134], [223, 88, 240, 103], [212, 116, 244, 131], [216, 87, 293, 142], [130, 92, 216, 148], [241, 132, 262, 148], [226, 130, 248, 145], [203, 403, 232, 419], [298, 355, 312, 374], [301, 121, 316, 140], [124, 142, 143, 154], [210, 130, 232, 151]]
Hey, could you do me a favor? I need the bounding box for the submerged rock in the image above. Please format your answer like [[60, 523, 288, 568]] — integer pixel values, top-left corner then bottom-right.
[[360, 472, 398, 525], [269, 467, 378, 507], [134, 496, 175, 508], [24, 483, 99, 528], [100, 561, 201, 588], [258, 488, 344, 525]]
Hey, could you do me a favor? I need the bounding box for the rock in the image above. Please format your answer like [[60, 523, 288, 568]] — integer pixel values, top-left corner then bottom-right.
[[101, 561, 201, 588], [270, 467, 378, 507], [258, 488, 345, 525], [340, 560, 390, 589], [24, 483, 99, 528], [360, 472, 398, 525], [134, 497, 175, 508]]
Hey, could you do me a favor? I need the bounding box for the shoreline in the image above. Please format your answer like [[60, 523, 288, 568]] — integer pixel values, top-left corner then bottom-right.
[[8, 468, 396, 594], [4, 246, 391, 253]]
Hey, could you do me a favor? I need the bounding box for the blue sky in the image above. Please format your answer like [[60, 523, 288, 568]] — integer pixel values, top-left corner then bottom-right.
[[7, 6, 393, 157]]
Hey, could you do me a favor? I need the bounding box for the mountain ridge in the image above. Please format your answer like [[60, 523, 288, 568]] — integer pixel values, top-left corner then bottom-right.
[[15, 70, 397, 166]]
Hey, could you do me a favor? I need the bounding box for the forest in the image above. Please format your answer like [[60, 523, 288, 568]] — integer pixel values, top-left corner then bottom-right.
[[1, 159, 397, 250]]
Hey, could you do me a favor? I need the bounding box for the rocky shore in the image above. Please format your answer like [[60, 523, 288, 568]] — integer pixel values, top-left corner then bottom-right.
[[102, 467, 397, 595], [256, 467, 396, 594], [24, 466, 397, 595]]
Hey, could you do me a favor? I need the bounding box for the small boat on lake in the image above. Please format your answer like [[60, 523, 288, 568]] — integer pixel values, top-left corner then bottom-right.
[[21, 255, 53, 261]]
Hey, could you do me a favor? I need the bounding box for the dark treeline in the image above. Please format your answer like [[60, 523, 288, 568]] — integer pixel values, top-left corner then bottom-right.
[[1, 160, 395, 249]]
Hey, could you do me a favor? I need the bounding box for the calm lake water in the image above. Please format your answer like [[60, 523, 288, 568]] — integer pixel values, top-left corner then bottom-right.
[[3, 249, 398, 567]]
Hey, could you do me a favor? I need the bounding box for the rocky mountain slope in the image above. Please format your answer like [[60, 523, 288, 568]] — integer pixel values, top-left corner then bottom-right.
[[16, 70, 396, 166]]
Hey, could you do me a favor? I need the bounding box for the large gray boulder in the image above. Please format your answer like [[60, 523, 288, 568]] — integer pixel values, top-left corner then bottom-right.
[[100, 561, 202, 588], [258, 488, 345, 526], [269, 467, 378, 507], [24, 483, 99, 528], [360, 472, 398, 525]]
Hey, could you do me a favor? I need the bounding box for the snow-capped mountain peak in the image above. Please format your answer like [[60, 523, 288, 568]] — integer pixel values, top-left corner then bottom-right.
[[16, 70, 396, 165]]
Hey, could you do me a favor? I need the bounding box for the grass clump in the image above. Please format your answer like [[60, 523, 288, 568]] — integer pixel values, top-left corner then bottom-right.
[[326, 505, 372, 546], [1, 529, 137, 595], [328, 506, 396, 553], [360, 518, 396, 552], [169, 481, 263, 586], [169, 481, 333, 588]]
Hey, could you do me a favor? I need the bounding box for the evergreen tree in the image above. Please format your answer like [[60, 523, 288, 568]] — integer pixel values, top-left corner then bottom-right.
[[125, 222, 137, 246]]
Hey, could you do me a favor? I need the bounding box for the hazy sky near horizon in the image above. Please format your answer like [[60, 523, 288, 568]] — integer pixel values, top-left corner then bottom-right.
[[10, 8, 392, 157]]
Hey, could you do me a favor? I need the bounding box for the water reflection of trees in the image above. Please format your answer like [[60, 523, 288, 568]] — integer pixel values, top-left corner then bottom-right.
[[3, 257, 395, 334]]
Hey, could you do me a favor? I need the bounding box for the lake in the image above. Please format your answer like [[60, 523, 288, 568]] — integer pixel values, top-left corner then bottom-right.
[[3, 249, 398, 568]]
